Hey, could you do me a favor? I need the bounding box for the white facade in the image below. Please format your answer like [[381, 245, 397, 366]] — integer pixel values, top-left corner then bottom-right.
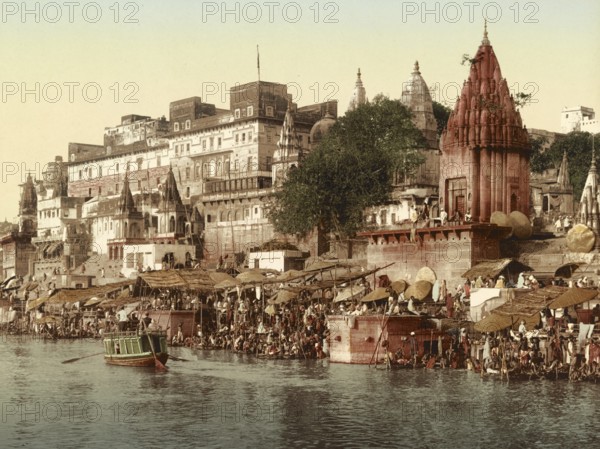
[[122, 243, 195, 277], [561, 106, 600, 133]]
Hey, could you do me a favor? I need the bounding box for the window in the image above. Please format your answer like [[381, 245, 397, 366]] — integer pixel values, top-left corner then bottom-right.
[[99, 187, 102, 195], [115, 183, 119, 193], [115, 163, 119, 173], [195, 165, 200, 178], [185, 120, 191, 130], [247, 106, 253, 116], [88, 188, 92, 196], [235, 134, 239, 144], [266, 106, 274, 117], [242, 133, 246, 143], [217, 137, 222, 148], [186, 187, 190, 198], [248, 131, 253, 142], [186, 143, 190, 153], [209, 137, 214, 149], [79, 170, 83, 180], [185, 167, 191, 180], [99, 167, 102, 176], [202, 140, 207, 150], [234, 109, 241, 119], [174, 122, 180, 132]]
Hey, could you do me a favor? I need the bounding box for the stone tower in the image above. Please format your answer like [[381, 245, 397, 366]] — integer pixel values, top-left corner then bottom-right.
[[18, 173, 38, 236], [272, 101, 302, 186], [439, 25, 531, 222], [400, 61, 439, 189], [347, 68, 367, 112]]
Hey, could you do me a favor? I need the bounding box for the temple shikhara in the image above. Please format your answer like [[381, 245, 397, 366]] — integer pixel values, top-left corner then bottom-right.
[[439, 24, 531, 223]]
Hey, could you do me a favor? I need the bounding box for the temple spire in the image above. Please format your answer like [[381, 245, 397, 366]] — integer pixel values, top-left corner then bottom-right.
[[482, 19, 490, 45], [347, 68, 367, 112], [557, 151, 571, 189]]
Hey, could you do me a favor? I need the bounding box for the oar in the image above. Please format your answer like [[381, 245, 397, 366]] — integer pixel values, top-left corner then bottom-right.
[[142, 317, 167, 370], [168, 355, 188, 362], [62, 352, 104, 364]]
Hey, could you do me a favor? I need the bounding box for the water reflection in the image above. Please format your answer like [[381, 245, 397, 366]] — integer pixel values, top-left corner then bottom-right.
[[0, 337, 597, 448]]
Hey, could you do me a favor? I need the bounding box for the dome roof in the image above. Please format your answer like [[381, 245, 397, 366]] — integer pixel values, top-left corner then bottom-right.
[[310, 112, 336, 146]]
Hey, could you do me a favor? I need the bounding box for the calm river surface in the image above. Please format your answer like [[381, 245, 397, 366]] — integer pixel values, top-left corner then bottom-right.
[[0, 336, 597, 449]]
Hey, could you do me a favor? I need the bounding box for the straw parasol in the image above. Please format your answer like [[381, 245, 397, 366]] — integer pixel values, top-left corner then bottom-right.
[[390, 280, 408, 294], [404, 280, 432, 301], [304, 260, 337, 272], [209, 272, 238, 285], [474, 313, 513, 332], [213, 279, 241, 290], [236, 270, 266, 284], [275, 270, 306, 283], [415, 267, 436, 283], [566, 224, 595, 253], [490, 211, 513, 239], [549, 287, 598, 309], [273, 289, 297, 305], [360, 287, 390, 302], [509, 211, 532, 239]]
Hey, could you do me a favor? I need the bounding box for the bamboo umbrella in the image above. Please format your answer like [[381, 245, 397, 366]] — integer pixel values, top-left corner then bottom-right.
[[549, 288, 598, 309], [360, 287, 390, 302], [390, 280, 408, 294], [404, 280, 433, 301]]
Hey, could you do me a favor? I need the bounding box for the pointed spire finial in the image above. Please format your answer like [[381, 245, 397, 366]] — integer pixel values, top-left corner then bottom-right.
[[413, 60, 420, 74], [357, 68, 361, 80], [482, 19, 490, 45]]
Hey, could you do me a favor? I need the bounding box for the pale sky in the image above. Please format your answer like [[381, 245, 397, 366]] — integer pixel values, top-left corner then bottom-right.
[[0, 0, 598, 219]]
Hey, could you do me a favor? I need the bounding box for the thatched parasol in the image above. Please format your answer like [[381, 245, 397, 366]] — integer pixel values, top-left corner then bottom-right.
[[213, 279, 242, 290], [474, 313, 513, 332], [236, 270, 266, 284], [360, 287, 390, 302], [273, 289, 297, 305], [490, 211, 513, 239], [26, 297, 49, 312], [509, 211, 532, 239], [275, 270, 306, 283], [566, 224, 595, 253], [404, 280, 432, 301], [549, 287, 598, 309], [304, 260, 337, 272], [390, 280, 408, 294], [209, 272, 238, 285], [415, 267, 436, 283]]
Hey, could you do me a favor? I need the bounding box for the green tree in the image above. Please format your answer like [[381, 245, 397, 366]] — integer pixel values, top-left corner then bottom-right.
[[529, 135, 551, 174], [545, 131, 600, 199], [432, 101, 452, 138], [268, 95, 426, 238]]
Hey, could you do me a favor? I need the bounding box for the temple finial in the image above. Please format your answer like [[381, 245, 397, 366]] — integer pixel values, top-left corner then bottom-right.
[[357, 68, 361, 79], [482, 19, 490, 45], [413, 60, 420, 74]]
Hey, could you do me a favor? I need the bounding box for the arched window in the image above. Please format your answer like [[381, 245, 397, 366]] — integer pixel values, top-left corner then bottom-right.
[[169, 216, 175, 233]]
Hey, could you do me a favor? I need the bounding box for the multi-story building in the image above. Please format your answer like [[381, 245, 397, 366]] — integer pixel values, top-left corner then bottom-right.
[[561, 106, 600, 134]]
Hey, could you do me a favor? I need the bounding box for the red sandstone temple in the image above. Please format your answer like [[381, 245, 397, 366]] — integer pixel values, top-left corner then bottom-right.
[[439, 25, 531, 223]]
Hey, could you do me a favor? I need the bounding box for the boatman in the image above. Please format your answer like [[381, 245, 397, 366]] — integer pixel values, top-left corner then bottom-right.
[[117, 306, 129, 332]]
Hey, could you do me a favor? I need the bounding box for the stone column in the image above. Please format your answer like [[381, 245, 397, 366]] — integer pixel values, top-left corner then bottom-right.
[[471, 148, 480, 221], [479, 147, 491, 222]]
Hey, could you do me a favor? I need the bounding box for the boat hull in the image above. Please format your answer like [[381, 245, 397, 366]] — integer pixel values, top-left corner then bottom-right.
[[104, 353, 169, 367], [103, 330, 169, 367]]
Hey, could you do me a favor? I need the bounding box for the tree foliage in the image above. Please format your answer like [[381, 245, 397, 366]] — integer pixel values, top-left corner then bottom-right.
[[529, 135, 551, 174], [545, 131, 600, 199], [432, 101, 452, 138], [268, 95, 426, 238]]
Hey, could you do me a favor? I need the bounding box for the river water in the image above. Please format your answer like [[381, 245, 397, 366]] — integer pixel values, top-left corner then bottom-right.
[[0, 336, 597, 449]]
